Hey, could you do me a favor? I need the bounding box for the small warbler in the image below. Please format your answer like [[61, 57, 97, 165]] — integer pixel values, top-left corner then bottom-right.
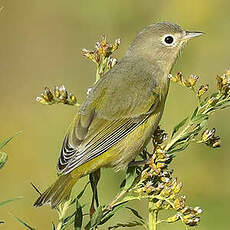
[[34, 22, 203, 208]]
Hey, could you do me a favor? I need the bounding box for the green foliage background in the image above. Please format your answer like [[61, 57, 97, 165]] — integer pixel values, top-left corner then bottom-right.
[[0, 0, 229, 229]]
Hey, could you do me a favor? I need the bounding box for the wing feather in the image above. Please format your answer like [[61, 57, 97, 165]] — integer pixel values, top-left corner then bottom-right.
[[58, 114, 149, 174]]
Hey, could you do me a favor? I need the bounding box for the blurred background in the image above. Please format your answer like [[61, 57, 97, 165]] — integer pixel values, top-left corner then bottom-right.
[[0, 0, 230, 229]]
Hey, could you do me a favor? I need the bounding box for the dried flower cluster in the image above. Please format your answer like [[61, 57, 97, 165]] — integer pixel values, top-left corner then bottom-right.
[[217, 70, 230, 95], [131, 127, 203, 227], [201, 128, 220, 148], [169, 72, 199, 88], [82, 35, 120, 80], [36, 86, 78, 106]]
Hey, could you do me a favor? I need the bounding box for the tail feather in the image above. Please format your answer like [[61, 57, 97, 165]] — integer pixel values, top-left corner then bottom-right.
[[34, 174, 76, 209]]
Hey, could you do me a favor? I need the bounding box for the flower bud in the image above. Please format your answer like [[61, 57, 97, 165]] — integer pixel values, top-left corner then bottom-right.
[[174, 196, 186, 210], [167, 214, 180, 223], [69, 93, 77, 104], [44, 87, 53, 102], [54, 86, 60, 98], [188, 74, 199, 87], [36, 96, 48, 105], [212, 136, 221, 148], [194, 206, 203, 214], [202, 128, 215, 142], [198, 84, 209, 97]]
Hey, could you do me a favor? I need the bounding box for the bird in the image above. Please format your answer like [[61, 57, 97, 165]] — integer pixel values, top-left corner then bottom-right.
[[34, 22, 203, 208]]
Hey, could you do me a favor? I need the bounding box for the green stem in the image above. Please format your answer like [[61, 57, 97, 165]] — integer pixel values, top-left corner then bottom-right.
[[165, 124, 190, 151], [96, 63, 101, 83], [149, 201, 158, 230], [105, 189, 128, 210], [56, 201, 70, 230]]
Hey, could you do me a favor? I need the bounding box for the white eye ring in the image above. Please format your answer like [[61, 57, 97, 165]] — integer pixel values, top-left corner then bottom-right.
[[162, 34, 176, 47]]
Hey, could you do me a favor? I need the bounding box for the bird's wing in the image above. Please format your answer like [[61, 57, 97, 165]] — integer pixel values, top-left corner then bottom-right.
[[57, 59, 163, 175]]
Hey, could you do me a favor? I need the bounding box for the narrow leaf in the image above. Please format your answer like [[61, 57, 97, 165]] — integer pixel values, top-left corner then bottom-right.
[[90, 205, 103, 227], [70, 181, 90, 206], [171, 117, 188, 138], [200, 96, 209, 106], [74, 200, 83, 230], [0, 197, 22, 207], [0, 152, 8, 169], [13, 216, 35, 230], [100, 203, 126, 225], [191, 107, 198, 120], [77, 181, 89, 200], [108, 221, 143, 229], [51, 222, 56, 230], [123, 167, 136, 191], [0, 132, 21, 150], [167, 142, 190, 154], [191, 114, 208, 123], [126, 207, 144, 222]]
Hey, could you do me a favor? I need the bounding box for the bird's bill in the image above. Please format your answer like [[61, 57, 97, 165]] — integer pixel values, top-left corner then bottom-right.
[[184, 31, 204, 40]]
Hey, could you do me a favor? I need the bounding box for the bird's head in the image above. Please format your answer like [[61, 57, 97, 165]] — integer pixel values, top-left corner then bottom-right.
[[127, 22, 203, 70]]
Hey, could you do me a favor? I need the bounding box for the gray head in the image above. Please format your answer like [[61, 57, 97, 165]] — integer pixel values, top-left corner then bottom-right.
[[127, 22, 203, 70]]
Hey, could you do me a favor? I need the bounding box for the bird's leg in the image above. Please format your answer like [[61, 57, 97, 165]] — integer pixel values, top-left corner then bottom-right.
[[89, 169, 101, 217]]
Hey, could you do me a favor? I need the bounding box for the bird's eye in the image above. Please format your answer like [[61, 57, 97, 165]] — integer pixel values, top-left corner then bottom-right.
[[165, 36, 174, 44], [164, 36, 174, 44], [162, 35, 175, 46]]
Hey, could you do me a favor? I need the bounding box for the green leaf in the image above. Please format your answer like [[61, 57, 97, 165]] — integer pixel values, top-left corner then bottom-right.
[[13, 215, 35, 230], [0, 132, 21, 169], [123, 167, 136, 191], [119, 195, 139, 203], [77, 181, 89, 200], [167, 142, 190, 154], [191, 107, 198, 120], [74, 200, 83, 230], [85, 206, 103, 230], [200, 97, 209, 106], [100, 203, 126, 225], [51, 223, 55, 230], [0, 132, 21, 150], [108, 221, 143, 229], [0, 152, 8, 169], [70, 181, 89, 205], [191, 114, 208, 123], [218, 100, 230, 108], [171, 117, 188, 138], [0, 197, 22, 207], [91, 205, 103, 227], [199, 119, 208, 129], [126, 207, 144, 222]]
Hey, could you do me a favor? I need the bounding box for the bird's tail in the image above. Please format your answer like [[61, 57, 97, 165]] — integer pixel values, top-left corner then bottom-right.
[[34, 174, 77, 209]]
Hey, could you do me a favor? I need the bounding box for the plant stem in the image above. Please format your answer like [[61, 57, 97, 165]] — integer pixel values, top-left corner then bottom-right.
[[149, 200, 158, 230], [56, 201, 70, 230], [165, 124, 190, 151], [105, 189, 127, 210]]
